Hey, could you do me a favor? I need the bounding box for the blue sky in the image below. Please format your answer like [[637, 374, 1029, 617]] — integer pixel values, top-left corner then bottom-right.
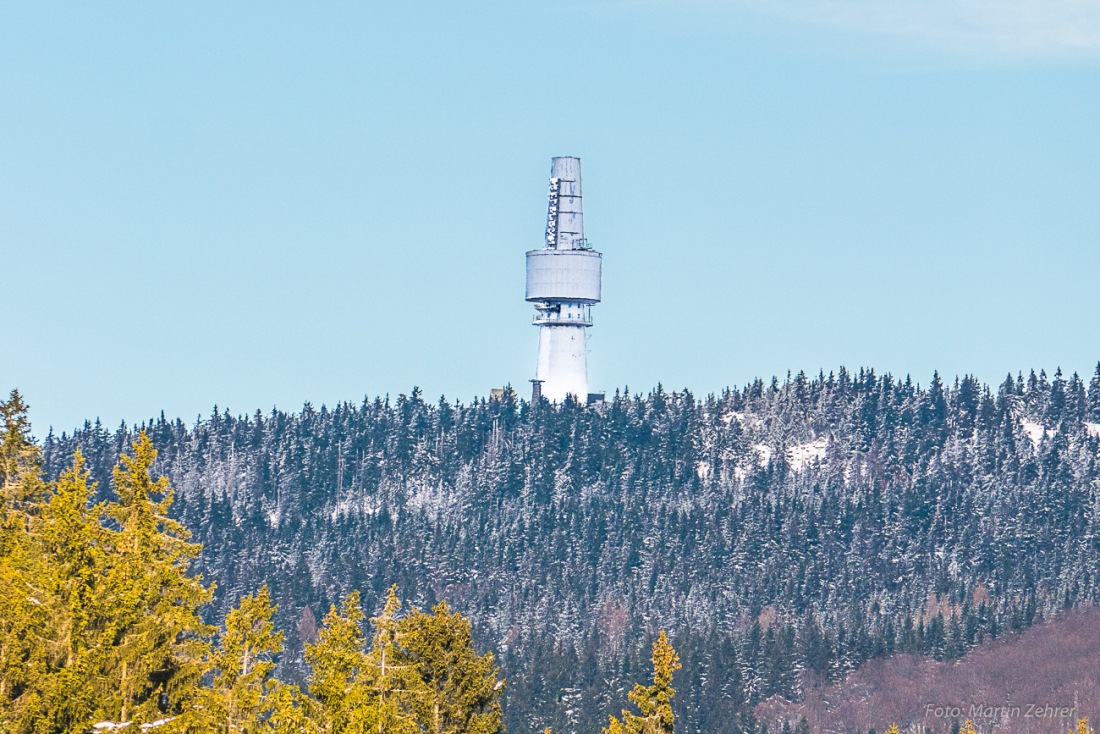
[[2, 1, 1099, 435]]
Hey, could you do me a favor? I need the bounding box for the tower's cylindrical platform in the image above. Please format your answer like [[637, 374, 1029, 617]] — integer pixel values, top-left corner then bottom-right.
[[525, 249, 602, 303]]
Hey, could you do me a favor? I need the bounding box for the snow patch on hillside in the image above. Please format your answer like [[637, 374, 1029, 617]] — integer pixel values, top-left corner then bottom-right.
[[330, 496, 382, 521], [732, 443, 773, 480], [406, 479, 452, 517], [745, 438, 828, 473], [788, 437, 829, 472], [1020, 419, 1054, 449], [725, 411, 763, 429], [1086, 422, 1100, 439]]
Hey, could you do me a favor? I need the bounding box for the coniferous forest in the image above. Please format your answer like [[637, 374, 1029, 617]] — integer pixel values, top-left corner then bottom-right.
[[12, 364, 1100, 732]]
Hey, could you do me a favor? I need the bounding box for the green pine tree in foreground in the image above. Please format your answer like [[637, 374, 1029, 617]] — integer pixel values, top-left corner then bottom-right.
[[360, 587, 424, 734], [399, 598, 505, 734], [0, 389, 49, 727], [543, 631, 683, 734], [603, 631, 681, 734], [189, 585, 317, 734], [97, 431, 214, 725], [304, 586, 505, 734], [0, 393, 217, 732]]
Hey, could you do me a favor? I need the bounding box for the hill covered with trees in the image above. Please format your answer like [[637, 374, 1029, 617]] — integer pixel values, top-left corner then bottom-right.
[[38, 365, 1100, 732]]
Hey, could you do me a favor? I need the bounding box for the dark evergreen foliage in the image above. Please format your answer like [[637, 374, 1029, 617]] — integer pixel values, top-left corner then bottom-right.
[[42, 366, 1100, 733]]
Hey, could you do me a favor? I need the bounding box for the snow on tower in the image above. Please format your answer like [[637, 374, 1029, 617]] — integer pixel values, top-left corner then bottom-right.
[[526, 156, 602, 403]]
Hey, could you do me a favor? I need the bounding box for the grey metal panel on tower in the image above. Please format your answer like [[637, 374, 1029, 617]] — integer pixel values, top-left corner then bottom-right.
[[525, 249, 602, 303]]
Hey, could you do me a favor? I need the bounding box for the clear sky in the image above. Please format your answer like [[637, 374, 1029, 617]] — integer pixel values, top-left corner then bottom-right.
[[2, 1, 1099, 436]]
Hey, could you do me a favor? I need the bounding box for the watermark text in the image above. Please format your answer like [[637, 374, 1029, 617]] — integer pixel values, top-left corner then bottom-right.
[[924, 703, 1077, 720]]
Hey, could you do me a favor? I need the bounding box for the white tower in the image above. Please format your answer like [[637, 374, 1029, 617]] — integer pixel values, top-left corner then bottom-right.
[[526, 156, 602, 403]]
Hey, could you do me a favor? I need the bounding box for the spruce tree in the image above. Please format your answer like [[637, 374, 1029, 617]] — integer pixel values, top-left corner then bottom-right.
[[399, 599, 505, 734], [305, 591, 370, 734], [0, 389, 40, 495], [94, 432, 213, 726], [603, 630, 681, 734], [266, 682, 321, 734], [0, 390, 47, 726], [360, 586, 421, 734], [1090, 364, 1100, 420], [190, 585, 287, 733], [32, 451, 107, 732], [1071, 718, 1094, 734]]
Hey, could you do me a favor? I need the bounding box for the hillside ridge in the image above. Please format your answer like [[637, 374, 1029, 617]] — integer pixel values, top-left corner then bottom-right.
[[43, 367, 1100, 732]]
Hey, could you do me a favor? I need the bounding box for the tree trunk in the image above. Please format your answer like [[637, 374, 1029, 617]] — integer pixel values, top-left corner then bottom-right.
[[120, 660, 130, 722]]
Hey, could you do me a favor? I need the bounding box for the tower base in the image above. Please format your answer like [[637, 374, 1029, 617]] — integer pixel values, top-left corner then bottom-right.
[[535, 325, 588, 402]]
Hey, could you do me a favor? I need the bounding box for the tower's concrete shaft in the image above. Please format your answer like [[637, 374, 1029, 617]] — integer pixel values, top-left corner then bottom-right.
[[525, 156, 602, 402]]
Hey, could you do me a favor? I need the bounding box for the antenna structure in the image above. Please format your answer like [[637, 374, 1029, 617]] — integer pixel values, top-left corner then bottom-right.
[[525, 156, 602, 403]]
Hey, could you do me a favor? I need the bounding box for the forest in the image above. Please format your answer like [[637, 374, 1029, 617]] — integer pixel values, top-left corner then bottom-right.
[[10, 363, 1100, 732]]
